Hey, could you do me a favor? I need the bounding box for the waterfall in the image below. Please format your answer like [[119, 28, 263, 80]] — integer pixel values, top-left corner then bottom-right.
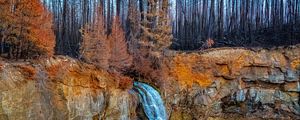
[[133, 82, 167, 120]]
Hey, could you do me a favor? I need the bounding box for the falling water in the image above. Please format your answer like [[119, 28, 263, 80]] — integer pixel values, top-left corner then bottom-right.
[[133, 82, 167, 120]]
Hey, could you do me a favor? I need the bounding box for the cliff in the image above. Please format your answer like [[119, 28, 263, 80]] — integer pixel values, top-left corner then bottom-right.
[[0, 56, 138, 120], [134, 45, 300, 119], [0, 45, 299, 120]]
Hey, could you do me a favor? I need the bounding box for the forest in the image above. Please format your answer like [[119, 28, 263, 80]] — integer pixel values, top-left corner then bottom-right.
[[1, 0, 300, 58]]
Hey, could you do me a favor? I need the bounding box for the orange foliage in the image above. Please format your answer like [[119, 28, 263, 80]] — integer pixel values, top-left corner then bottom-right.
[[140, 0, 172, 50], [206, 38, 215, 48], [31, 11, 56, 56], [80, 7, 110, 69], [81, 7, 132, 72], [109, 17, 133, 71], [291, 59, 300, 70], [19, 65, 36, 80], [0, 0, 55, 59], [200, 38, 215, 49], [171, 56, 213, 87], [46, 64, 61, 78]]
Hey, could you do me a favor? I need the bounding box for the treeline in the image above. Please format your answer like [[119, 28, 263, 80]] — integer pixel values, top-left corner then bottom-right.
[[173, 0, 300, 50], [0, 0, 55, 59], [45, 0, 300, 53], [80, 6, 132, 72], [1, 0, 300, 61], [43, 0, 171, 55], [43, 0, 130, 57], [44, 0, 171, 72]]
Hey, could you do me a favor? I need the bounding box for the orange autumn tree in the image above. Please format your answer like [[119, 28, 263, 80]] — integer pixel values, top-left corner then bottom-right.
[[80, 6, 132, 72], [80, 7, 111, 69], [109, 17, 133, 72], [0, 0, 55, 59]]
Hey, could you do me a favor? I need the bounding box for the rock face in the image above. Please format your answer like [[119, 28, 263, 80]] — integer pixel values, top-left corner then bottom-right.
[[0, 45, 300, 120], [0, 56, 138, 120], [134, 45, 300, 119]]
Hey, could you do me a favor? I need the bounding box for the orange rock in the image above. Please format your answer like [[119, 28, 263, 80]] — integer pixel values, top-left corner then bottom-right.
[[171, 55, 213, 87], [284, 82, 300, 92], [291, 59, 300, 70]]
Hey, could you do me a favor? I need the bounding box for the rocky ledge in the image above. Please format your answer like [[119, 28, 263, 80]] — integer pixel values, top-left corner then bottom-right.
[[0, 56, 138, 120], [135, 45, 300, 119], [0, 45, 299, 120]]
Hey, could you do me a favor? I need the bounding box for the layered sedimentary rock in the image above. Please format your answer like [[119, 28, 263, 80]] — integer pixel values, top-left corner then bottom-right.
[[0, 45, 299, 120], [135, 45, 300, 119], [0, 56, 138, 120]]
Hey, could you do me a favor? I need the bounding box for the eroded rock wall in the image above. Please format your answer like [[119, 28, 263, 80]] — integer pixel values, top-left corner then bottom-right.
[[0, 45, 299, 120], [135, 45, 300, 119], [0, 56, 138, 120]]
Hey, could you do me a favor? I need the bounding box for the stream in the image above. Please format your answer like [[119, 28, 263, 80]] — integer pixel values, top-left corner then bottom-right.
[[133, 82, 167, 120]]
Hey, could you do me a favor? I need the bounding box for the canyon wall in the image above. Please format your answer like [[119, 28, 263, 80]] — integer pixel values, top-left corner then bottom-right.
[[135, 45, 300, 119]]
